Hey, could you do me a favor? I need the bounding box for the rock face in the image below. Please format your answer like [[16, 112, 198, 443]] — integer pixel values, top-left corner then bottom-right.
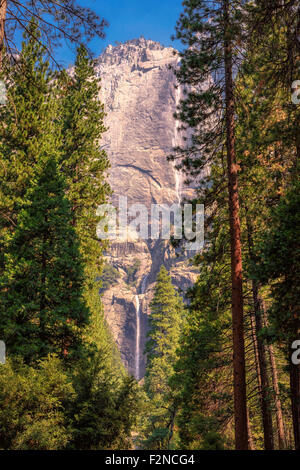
[[95, 37, 185, 209], [95, 38, 196, 378]]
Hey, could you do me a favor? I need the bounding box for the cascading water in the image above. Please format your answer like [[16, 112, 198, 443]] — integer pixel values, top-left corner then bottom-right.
[[134, 274, 149, 381], [172, 83, 183, 204], [135, 295, 140, 381], [140, 274, 149, 295]]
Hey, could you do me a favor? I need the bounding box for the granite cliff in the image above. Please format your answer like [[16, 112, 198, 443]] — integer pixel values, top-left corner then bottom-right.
[[95, 38, 197, 378]]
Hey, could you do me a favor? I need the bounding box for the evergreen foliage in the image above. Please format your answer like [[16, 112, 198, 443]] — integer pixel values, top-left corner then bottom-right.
[[0, 3, 299, 451], [143, 266, 185, 449], [167, 0, 299, 451], [0, 356, 74, 450], [0, 23, 141, 450], [0, 21, 58, 272], [59, 44, 111, 267], [0, 158, 90, 364]]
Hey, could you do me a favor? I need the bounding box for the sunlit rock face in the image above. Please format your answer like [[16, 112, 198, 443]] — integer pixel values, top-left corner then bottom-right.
[[95, 38, 196, 378], [95, 37, 186, 209]]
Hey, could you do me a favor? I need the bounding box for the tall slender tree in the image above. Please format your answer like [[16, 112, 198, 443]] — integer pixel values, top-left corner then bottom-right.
[[143, 266, 185, 449], [172, 0, 248, 449], [173, 210, 233, 450], [59, 44, 110, 267], [58, 45, 111, 357], [236, 6, 300, 447], [0, 21, 58, 272], [252, 182, 300, 450]]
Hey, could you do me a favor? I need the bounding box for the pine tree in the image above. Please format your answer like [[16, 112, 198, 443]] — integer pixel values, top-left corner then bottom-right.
[[57, 44, 141, 450], [171, 163, 234, 449], [69, 360, 142, 450], [0, 157, 90, 364], [172, 0, 249, 449], [234, 10, 300, 448], [252, 181, 300, 450], [59, 44, 110, 262], [58, 45, 111, 331], [143, 266, 185, 449], [0, 21, 59, 273], [0, 355, 74, 450], [0, 21, 141, 450]]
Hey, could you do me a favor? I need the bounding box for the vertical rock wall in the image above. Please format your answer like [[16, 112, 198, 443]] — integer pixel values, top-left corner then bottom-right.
[[95, 38, 196, 378]]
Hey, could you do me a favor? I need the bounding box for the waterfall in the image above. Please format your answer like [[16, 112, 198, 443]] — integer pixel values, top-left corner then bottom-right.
[[174, 169, 182, 204], [172, 84, 182, 204], [135, 295, 140, 380], [134, 274, 149, 380], [140, 273, 149, 294]]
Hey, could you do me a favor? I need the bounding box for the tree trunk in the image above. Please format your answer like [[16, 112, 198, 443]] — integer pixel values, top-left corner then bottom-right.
[[245, 210, 274, 449], [252, 282, 274, 450], [167, 406, 176, 450], [0, 0, 7, 71], [290, 355, 300, 449], [223, 0, 248, 450], [249, 307, 262, 393], [262, 304, 287, 450], [247, 408, 256, 450], [248, 282, 275, 451]]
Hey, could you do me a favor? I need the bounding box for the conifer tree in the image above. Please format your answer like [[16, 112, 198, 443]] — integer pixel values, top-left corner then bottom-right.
[[0, 356, 74, 450], [0, 157, 90, 364], [143, 266, 185, 449], [172, 0, 249, 449], [170, 148, 255, 449], [57, 44, 141, 450], [234, 7, 300, 448], [69, 363, 142, 450], [0, 21, 58, 273], [233, 49, 292, 450], [0, 20, 141, 450], [60, 44, 110, 256], [252, 181, 300, 450], [59, 44, 111, 318]]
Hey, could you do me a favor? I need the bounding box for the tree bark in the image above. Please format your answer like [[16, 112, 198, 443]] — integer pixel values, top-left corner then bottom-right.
[[249, 306, 262, 393], [245, 210, 274, 449], [252, 282, 274, 450], [0, 0, 7, 71], [262, 304, 287, 450], [290, 353, 300, 449], [247, 408, 256, 450], [223, 0, 248, 450]]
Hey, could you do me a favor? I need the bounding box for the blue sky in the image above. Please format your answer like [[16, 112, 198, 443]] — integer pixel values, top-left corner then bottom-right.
[[58, 0, 184, 67]]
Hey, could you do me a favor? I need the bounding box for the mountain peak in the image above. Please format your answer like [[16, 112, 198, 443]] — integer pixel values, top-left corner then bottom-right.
[[96, 37, 176, 68]]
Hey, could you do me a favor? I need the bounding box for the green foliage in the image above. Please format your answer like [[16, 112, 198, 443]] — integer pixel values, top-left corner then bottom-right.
[[0, 158, 90, 364], [169, 0, 300, 451], [251, 181, 300, 355], [68, 353, 142, 450], [59, 44, 111, 270], [99, 263, 121, 294], [58, 45, 114, 372], [142, 266, 185, 449], [0, 25, 141, 451], [0, 356, 74, 450], [125, 259, 141, 286], [1, 4, 299, 452], [0, 352, 142, 450], [170, 0, 246, 175], [0, 21, 59, 272], [172, 208, 232, 449]]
